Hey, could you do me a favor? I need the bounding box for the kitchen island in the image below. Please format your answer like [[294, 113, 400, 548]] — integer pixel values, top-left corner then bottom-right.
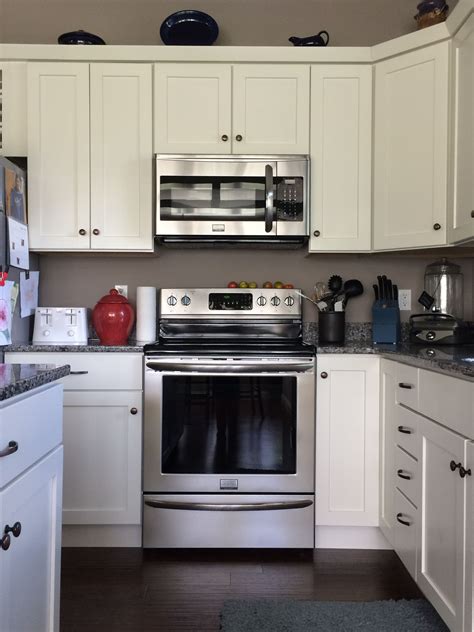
[[0, 362, 69, 632]]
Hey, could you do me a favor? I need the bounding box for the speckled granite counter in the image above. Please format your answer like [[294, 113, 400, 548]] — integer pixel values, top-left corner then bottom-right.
[[317, 342, 474, 381], [4, 341, 144, 353], [0, 364, 71, 402]]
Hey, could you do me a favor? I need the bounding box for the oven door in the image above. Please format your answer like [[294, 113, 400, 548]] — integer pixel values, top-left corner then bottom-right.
[[144, 357, 315, 494]]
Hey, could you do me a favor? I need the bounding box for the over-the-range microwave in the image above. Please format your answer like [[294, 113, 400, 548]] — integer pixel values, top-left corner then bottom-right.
[[154, 155, 309, 245]]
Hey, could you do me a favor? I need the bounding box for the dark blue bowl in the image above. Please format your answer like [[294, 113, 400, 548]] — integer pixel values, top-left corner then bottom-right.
[[160, 10, 219, 46], [58, 30, 106, 45]]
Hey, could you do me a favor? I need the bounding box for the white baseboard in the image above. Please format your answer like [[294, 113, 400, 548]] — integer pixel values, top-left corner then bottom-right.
[[315, 526, 393, 549], [62, 525, 142, 547]]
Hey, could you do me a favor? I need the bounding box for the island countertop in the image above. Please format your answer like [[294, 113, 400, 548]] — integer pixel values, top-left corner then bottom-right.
[[0, 363, 71, 402]]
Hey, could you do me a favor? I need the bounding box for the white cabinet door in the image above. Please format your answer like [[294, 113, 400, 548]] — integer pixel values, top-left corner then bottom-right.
[[27, 63, 91, 250], [0, 62, 27, 156], [154, 63, 232, 154], [418, 417, 468, 632], [0, 447, 63, 632], [62, 390, 142, 525], [90, 64, 153, 251], [374, 43, 449, 250], [316, 355, 380, 526], [309, 65, 372, 251], [232, 65, 310, 154], [379, 360, 397, 545], [450, 14, 474, 244]]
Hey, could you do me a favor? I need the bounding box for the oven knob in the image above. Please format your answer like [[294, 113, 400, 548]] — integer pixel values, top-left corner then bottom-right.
[[256, 295, 267, 307], [167, 295, 177, 306], [284, 296, 295, 307], [181, 295, 191, 306], [270, 296, 281, 307], [426, 330, 436, 341]]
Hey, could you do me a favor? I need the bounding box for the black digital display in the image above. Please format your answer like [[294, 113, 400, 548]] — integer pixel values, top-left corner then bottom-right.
[[209, 293, 253, 310]]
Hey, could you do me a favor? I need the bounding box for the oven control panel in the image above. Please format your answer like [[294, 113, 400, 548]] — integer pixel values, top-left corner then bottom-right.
[[160, 288, 301, 317]]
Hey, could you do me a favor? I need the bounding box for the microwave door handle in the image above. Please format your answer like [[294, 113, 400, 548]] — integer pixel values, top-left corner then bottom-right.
[[265, 164, 275, 233]]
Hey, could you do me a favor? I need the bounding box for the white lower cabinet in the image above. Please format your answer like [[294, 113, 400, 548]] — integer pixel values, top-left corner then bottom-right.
[[379, 359, 397, 545], [316, 356, 380, 544]]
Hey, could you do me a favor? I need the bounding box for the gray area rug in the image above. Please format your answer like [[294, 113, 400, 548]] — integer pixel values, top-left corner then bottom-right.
[[220, 599, 449, 631]]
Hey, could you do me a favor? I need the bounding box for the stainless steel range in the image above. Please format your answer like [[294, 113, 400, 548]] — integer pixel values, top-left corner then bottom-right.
[[143, 288, 316, 548]]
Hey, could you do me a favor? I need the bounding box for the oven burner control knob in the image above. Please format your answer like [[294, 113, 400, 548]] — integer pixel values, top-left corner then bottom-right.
[[256, 295, 267, 307], [181, 295, 191, 306], [284, 296, 295, 307], [167, 295, 178, 306], [426, 330, 436, 341], [270, 296, 281, 307]]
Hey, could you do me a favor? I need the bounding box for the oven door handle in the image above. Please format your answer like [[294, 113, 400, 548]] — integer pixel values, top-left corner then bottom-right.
[[145, 361, 314, 373], [264, 164, 275, 233], [145, 499, 313, 512]]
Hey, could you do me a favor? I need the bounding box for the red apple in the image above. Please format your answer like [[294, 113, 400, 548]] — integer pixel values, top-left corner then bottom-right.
[[227, 281, 238, 288]]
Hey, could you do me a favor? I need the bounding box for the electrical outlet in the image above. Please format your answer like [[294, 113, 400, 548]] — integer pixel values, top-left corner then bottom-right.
[[115, 285, 128, 299], [398, 289, 411, 311]]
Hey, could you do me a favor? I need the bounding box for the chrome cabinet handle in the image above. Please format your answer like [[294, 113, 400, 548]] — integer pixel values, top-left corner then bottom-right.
[[145, 499, 313, 512], [0, 441, 18, 458], [397, 469, 412, 480], [235, 134, 243, 142], [70, 370, 89, 375], [146, 360, 314, 374], [264, 164, 275, 233], [4, 522, 21, 538], [396, 513, 412, 527], [398, 426, 412, 435]]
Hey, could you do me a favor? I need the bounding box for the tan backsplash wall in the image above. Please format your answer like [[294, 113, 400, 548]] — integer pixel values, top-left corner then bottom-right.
[[0, 0, 458, 47], [38, 250, 474, 324]]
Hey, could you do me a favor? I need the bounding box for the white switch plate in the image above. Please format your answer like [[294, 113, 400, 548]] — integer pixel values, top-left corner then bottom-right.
[[115, 285, 128, 298], [398, 289, 411, 311]]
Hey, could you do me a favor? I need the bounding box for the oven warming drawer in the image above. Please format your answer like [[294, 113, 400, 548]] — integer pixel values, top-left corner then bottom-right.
[[143, 494, 315, 548]]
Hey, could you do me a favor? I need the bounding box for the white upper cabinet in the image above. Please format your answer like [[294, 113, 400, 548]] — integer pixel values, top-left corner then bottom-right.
[[28, 63, 91, 250], [309, 65, 372, 251], [0, 62, 28, 156], [154, 63, 309, 154], [154, 64, 231, 154], [374, 42, 449, 250], [450, 14, 474, 244], [27, 62, 153, 252], [90, 64, 153, 250]]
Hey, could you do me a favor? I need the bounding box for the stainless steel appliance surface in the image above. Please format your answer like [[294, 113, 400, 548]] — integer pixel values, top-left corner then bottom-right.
[[154, 155, 309, 245], [143, 288, 316, 548]]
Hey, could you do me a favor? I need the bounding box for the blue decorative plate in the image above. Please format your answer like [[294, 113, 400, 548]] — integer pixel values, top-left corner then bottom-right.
[[58, 30, 106, 45], [160, 10, 219, 46]]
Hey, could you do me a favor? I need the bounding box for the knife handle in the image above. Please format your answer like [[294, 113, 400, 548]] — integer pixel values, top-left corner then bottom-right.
[[373, 284, 379, 301], [393, 285, 399, 301]]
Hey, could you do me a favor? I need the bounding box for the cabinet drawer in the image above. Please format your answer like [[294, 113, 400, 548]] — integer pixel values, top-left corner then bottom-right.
[[394, 405, 420, 461], [395, 447, 419, 508], [5, 353, 143, 391], [394, 488, 417, 580], [0, 384, 62, 488], [419, 368, 474, 439], [395, 364, 419, 410]]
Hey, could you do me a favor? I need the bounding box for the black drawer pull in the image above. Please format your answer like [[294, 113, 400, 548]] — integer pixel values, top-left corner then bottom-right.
[[4, 522, 21, 538], [398, 382, 413, 390], [398, 426, 412, 435], [396, 513, 412, 527], [450, 460, 462, 472], [0, 441, 19, 458], [1, 534, 10, 551], [70, 371, 89, 375], [460, 466, 472, 478], [397, 469, 412, 480]]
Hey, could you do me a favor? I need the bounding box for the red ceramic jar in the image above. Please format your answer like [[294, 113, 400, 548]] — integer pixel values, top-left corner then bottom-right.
[[92, 289, 135, 346]]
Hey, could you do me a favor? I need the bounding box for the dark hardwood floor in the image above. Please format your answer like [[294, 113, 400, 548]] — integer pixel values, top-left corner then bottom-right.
[[60, 548, 422, 631]]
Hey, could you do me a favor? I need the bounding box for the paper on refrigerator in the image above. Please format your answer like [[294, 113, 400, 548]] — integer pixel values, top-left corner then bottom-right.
[[0, 280, 15, 345], [7, 217, 29, 270], [20, 271, 39, 318]]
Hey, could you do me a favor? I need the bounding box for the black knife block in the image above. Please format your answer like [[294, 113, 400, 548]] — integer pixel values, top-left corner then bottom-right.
[[372, 300, 400, 345]]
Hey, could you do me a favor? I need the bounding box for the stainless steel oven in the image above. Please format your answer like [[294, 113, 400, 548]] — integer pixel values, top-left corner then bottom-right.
[[143, 288, 316, 548], [155, 155, 309, 245]]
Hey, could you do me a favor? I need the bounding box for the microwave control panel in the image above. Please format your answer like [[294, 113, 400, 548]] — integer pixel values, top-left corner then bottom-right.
[[276, 177, 304, 221]]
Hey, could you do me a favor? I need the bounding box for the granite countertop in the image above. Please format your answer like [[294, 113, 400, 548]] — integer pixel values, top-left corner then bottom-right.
[[4, 340, 145, 353], [317, 341, 474, 381], [0, 363, 71, 402]]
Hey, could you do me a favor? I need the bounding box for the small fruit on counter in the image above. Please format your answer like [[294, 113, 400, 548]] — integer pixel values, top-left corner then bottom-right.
[[283, 283, 294, 289], [248, 281, 257, 288], [263, 281, 273, 288], [227, 281, 238, 288], [239, 281, 249, 288], [274, 281, 284, 289]]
